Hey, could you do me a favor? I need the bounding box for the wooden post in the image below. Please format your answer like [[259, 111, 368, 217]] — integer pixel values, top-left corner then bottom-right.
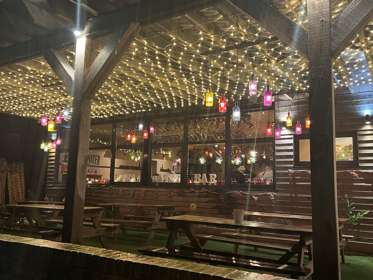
[[110, 123, 117, 184], [307, 0, 341, 279], [141, 120, 152, 185], [225, 110, 232, 187], [62, 36, 92, 243], [181, 118, 189, 185]]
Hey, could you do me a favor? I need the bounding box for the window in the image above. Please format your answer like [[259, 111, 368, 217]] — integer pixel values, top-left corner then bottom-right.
[[188, 144, 225, 185], [89, 124, 112, 148], [295, 134, 357, 167], [231, 142, 274, 186], [87, 149, 111, 185], [151, 147, 182, 183], [152, 120, 183, 144], [231, 110, 274, 140], [188, 117, 225, 143], [114, 148, 142, 182]]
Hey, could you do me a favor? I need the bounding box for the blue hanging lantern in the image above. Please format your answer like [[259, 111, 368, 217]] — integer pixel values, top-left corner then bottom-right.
[[232, 103, 241, 122]]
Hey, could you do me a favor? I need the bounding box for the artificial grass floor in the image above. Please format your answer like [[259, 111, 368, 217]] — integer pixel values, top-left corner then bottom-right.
[[83, 230, 373, 280]]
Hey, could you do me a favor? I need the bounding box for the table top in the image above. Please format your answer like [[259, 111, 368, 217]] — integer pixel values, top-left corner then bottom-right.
[[18, 201, 65, 205], [244, 211, 348, 224], [162, 215, 312, 235], [97, 202, 175, 209], [7, 203, 103, 212]]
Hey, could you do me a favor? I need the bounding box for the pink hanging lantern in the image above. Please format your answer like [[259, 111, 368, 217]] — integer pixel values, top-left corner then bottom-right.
[[143, 129, 149, 140], [263, 85, 273, 107], [149, 125, 155, 134], [55, 114, 64, 124], [295, 121, 302, 135], [40, 116, 48, 127], [56, 138, 62, 146], [247, 74, 258, 97], [275, 126, 282, 139]]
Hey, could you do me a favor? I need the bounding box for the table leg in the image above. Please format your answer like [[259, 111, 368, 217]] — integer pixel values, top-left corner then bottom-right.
[[148, 209, 161, 242], [166, 222, 178, 254], [181, 224, 201, 251]]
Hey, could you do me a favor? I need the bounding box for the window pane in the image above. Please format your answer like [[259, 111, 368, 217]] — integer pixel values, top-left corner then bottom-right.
[[152, 120, 183, 144], [114, 148, 142, 182], [90, 124, 112, 148], [336, 137, 354, 161], [298, 137, 354, 162], [188, 144, 225, 185], [87, 149, 111, 185], [116, 121, 144, 146], [189, 117, 225, 143], [231, 142, 273, 186], [231, 110, 274, 140], [151, 147, 182, 183]]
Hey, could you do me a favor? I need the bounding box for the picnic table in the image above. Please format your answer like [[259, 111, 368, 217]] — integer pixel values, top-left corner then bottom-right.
[[5, 203, 106, 242], [97, 202, 176, 240], [143, 214, 313, 279]]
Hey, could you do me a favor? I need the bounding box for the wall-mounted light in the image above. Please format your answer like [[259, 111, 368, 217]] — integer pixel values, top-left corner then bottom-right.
[[73, 29, 83, 38], [365, 114, 372, 125]]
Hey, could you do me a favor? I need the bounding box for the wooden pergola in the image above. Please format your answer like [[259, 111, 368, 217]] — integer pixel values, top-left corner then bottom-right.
[[0, 0, 372, 279]]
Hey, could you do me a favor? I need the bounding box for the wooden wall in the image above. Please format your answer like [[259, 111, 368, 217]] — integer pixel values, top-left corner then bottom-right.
[[0, 114, 46, 200]]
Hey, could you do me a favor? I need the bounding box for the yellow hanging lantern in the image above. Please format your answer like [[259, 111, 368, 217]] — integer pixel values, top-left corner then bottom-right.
[[286, 112, 292, 128], [205, 90, 214, 107], [305, 114, 311, 129], [47, 120, 56, 132]]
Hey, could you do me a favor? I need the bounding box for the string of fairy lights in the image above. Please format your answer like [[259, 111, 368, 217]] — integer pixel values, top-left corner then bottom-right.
[[0, 1, 371, 121]]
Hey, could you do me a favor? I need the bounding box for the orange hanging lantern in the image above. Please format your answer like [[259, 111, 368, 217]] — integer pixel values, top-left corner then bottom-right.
[[126, 133, 132, 141], [266, 122, 273, 136], [131, 135, 137, 144], [143, 129, 149, 140], [218, 96, 227, 113]]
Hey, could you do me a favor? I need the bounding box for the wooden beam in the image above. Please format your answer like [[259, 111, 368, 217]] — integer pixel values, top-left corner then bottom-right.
[[307, 0, 341, 279], [332, 0, 373, 57], [44, 50, 74, 90], [83, 23, 140, 99], [228, 0, 308, 57], [0, 0, 215, 66]]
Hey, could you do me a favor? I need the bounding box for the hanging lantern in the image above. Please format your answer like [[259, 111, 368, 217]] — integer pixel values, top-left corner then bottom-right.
[[232, 103, 241, 122], [205, 90, 214, 107], [55, 114, 64, 124], [56, 138, 62, 146], [295, 121, 302, 135], [40, 142, 46, 150], [275, 125, 282, 139], [131, 135, 137, 144], [266, 122, 273, 136], [263, 85, 273, 107], [305, 114, 311, 129], [143, 129, 149, 140], [47, 120, 56, 132], [149, 125, 155, 134], [40, 116, 48, 127], [286, 112, 292, 128], [138, 122, 144, 131], [126, 133, 132, 141], [218, 96, 227, 113], [247, 76, 258, 97]]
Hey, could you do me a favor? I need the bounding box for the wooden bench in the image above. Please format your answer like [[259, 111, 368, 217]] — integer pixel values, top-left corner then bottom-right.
[[141, 246, 312, 279], [45, 218, 121, 234]]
